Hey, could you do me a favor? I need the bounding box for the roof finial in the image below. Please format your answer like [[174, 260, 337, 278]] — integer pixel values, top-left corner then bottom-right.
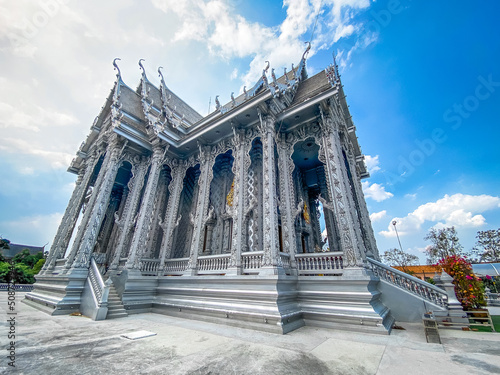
[[215, 95, 221, 110], [262, 61, 270, 77], [113, 58, 122, 79], [231, 92, 236, 107], [302, 41, 311, 61], [243, 86, 247, 98], [158, 66, 165, 82], [139, 59, 146, 77]]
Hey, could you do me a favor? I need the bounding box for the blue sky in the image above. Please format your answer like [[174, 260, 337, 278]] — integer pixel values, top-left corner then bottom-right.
[[0, 0, 499, 263]]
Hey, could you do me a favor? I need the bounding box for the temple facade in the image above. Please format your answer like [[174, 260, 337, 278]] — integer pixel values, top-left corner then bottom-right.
[[26, 48, 451, 333]]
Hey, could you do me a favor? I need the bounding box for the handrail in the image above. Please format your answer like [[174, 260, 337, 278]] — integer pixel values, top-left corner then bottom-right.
[[367, 257, 448, 308], [89, 257, 110, 307], [198, 253, 230, 272]]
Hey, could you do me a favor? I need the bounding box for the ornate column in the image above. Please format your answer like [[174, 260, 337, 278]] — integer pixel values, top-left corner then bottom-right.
[[318, 110, 364, 268], [258, 111, 280, 274], [276, 135, 298, 272], [227, 128, 247, 275], [66, 137, 123, 274], [62, 140, 118, 272], [42, 151, 101, 274], [348, 154, 379, 259], [144, 169, 170, 259], [157, 161, 188, 271], [185, 146, 214, 276], [105, 185, 129, 265], [125, 143, 165, 272], [107, 157, 148, 273]]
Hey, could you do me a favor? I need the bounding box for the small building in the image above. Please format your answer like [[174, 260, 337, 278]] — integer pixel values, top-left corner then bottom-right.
[[1, 243, 45, 260]]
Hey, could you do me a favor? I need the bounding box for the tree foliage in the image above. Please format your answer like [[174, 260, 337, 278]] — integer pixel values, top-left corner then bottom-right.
[[0, 248, 44, 284], [424, 226, 464, 264], [12, 249, 44, 268], [0, 237, 10, 250], [470, 229, 500, 262], [382, 248, 419, 274]]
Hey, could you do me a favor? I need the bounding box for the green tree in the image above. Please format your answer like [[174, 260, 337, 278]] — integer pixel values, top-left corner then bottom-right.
[[382, 248, 419, 274], [11, 263, 35, 284], [424, 226, 464, 264], [32, 258, 45, 275], [0, 262, 11, 283], [12, 249, 43, 268], [470, 229, 500, 262], [0, 237, 10, 250]]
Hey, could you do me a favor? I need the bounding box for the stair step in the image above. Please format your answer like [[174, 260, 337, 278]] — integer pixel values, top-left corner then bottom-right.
[[107, 312, 128, 319]]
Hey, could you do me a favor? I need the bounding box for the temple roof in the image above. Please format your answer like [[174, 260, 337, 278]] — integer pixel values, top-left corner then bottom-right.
[[68, 49, 369, 179]]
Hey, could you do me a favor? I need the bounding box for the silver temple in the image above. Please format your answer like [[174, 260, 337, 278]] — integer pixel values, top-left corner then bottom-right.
[[26, 49, 452, 334]]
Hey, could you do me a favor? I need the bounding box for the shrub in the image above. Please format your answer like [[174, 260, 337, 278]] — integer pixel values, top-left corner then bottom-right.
[[436, 255, 486, 310]]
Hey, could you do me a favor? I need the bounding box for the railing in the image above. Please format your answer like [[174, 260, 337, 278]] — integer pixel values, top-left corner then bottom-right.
[[486, 292, 500, 306], [278, 252, 292, 274], [295, 252, 344, 275], [140, 259, 161, 276], [367, 258, 448, 308], [163, 257, 189, 275], [89, 257, 110, 307], [197, 254, 230, 273], [242, 251, 263, 272], [0, 284, 34, 292]]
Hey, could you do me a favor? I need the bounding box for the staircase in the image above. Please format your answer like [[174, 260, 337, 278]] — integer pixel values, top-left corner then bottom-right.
[[105, 282, 128, 319]]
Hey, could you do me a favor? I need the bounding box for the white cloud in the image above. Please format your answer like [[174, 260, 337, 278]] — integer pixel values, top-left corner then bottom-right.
[[370, 210, 387, 222], [404, 193, 417, 200], [362, 181, 394, 202], [380, 194, 500, 238], [364, 154, 380, 174]]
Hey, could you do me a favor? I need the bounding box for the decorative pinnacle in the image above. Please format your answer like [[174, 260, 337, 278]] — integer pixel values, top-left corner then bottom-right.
[[302, 41, 311, 61], [113, 58, 122, 79], [139, 59, 148, 81], [262, 61, 270, 77]]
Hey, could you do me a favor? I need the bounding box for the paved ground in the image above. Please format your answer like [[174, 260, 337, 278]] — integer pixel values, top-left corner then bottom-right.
[[1, 293, 500, 374]]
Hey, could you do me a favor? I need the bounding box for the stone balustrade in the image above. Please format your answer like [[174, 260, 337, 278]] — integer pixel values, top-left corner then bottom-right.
[[197, 254, 230, 273], [163, 257, 189, 275], [295, 252, 344, 275], [242, 251, 263, 273], [140, 259, 161, 275], [367, 258, 448, 308]]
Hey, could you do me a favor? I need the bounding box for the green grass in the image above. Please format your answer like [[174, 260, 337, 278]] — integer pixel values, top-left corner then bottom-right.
[[469, 315, 500, 332]]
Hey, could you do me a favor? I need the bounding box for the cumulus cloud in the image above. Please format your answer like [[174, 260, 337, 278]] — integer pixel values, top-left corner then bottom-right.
[[362, 181, 394, 202], [364, 154, 381, 174], [380, 194, 500, 238], [370, 210, 387, 222], [152, 0, 372, 86]]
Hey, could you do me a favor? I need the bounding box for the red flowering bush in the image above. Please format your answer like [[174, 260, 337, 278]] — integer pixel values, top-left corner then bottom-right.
[[436, 255, 486, 309]]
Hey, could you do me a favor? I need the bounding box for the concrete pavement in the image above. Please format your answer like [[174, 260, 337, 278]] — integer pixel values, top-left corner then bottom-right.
[[1, 293, 499, 374]]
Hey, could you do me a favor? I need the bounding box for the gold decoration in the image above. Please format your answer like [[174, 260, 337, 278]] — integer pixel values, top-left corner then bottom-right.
[[303, 202, 310, 224], [226, 179, 235, 207]]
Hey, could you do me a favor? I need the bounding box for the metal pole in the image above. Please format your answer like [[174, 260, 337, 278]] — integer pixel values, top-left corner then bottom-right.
[[392, 220, 404, 252]]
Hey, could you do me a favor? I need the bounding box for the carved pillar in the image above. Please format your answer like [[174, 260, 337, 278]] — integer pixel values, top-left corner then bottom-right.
[[258, 113, 280, 273], [349, 155, 379, 259], [106, 185, 129, 265], [319, 113, 364, 268], [185, 147, 214, 275], [144, 169, 170, 259], [63, 140, 118, 272], [66, 138, 123, 273], [227, 129, 247, 275], [276, 136, 298, 271], [108, 157, 148, 272], [157, 162, 188, 271], [42, 151, 101, 274], [125, 144, 165, 271]]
